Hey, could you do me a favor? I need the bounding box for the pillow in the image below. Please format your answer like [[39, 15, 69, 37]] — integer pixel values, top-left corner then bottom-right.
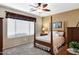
[[53, 31, 59, 37], [48, 31, 59, 36], [53, 31, 57, 34], [48, 31, 64, 37], [57, 32, 64, 36]]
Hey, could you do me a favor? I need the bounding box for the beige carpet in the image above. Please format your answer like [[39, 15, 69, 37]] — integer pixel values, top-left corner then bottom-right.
[[3, 43, 50, 55]]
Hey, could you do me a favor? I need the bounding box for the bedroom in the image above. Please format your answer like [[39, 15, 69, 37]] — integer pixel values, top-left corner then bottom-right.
[[0, 3, 79, 55]]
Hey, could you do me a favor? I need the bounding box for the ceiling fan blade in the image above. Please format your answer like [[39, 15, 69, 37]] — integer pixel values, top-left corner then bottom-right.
[[43, 4, 48, 8], [43, 9, 50, 11], [30, 8, 36, 12], [29, 5, 37, 8]]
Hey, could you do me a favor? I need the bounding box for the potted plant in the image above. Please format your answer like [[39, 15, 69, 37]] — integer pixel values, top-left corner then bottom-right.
[[69, 41, 79, 52]]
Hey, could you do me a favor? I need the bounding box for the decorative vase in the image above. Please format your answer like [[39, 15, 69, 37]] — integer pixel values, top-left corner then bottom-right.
[[73, 48, 79, 53]]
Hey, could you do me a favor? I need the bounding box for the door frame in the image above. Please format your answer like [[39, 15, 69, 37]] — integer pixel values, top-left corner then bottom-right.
[[0, 17, 3, 55]]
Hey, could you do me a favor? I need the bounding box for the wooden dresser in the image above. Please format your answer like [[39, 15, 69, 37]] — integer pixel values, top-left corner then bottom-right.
[[67, 27, 79, 45], [66, 27, 79, 55]]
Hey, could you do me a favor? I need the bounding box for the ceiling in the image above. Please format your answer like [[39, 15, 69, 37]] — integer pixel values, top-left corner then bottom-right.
[[0, 3, 79, 17]]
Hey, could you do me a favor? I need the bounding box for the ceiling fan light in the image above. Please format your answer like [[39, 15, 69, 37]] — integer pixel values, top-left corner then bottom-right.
[[37, 9, 43, 12]]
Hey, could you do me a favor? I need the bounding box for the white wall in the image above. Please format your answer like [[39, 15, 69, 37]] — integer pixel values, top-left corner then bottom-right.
[[0, 6, 42, 49]]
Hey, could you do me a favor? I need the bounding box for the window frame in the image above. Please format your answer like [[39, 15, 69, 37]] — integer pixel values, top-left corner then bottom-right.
[[6, 12, 36, 38]]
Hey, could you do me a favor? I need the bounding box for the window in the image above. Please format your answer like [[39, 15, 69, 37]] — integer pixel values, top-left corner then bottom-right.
[[7, 18, 15, 38], [29, 22, 34, 35], [7, 18, 34, 38], [16, 20, 30, 36]]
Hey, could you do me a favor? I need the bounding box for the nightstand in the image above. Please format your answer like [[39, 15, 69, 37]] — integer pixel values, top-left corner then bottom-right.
[[40, 33, 48, 36]]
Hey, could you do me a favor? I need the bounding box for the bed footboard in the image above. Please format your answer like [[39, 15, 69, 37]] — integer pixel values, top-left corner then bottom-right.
[[34, 39, 54, 54], [35, 40, 52, 48]]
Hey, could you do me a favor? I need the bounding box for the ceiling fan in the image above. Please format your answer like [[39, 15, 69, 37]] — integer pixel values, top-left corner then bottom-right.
[[30, 3, 50, 12]]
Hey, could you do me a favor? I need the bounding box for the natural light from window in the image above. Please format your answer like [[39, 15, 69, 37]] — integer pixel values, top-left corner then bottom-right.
[[7, 18, 34, 38]]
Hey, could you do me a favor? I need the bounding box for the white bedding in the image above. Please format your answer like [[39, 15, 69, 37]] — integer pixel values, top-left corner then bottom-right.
[[36, 35, 64, 48], [36, 31, 65, 54]]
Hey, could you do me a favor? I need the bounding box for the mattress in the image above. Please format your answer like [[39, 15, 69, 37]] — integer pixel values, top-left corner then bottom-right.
[[36, 35, 64, 49]]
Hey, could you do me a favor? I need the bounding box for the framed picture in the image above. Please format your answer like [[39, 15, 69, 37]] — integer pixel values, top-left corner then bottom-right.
[[53, 22, 62, 29]]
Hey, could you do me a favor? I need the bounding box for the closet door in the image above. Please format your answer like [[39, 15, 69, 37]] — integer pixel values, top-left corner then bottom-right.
[[0, 18, 3, 55]]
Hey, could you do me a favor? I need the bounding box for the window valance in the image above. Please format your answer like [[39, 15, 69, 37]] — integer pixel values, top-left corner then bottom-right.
[[6, 11, 36, 22]]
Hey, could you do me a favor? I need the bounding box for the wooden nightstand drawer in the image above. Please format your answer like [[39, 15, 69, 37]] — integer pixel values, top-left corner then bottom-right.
[[40, 34, 48, 36]]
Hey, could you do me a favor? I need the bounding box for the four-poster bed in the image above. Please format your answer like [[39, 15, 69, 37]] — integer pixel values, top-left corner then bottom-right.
[[34, 16, 65, 55]]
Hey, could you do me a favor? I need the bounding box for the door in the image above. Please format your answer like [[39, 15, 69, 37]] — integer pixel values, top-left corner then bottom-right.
[[0, 18, 3, 55]]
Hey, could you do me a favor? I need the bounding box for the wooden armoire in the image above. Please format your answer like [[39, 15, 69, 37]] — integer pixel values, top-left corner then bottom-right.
[[67, 27, 79, 46]]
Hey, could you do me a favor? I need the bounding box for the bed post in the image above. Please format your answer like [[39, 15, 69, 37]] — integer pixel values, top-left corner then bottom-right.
[[34, 19, 36, 47], [50, 16, 54, 55]]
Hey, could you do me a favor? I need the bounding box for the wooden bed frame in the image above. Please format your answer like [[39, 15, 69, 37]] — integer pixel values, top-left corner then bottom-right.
[[34, 16, 53, 54], [34, 16, 65, 55], [34, 31, 65, 55]]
